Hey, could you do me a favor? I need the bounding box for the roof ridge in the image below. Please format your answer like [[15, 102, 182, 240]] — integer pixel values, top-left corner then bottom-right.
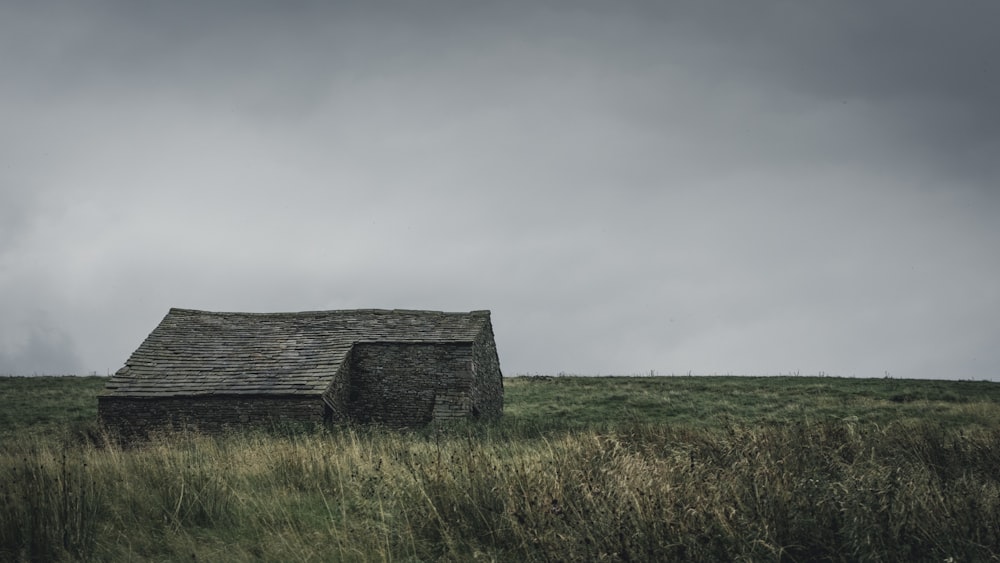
[[168, 307, 490, 316]]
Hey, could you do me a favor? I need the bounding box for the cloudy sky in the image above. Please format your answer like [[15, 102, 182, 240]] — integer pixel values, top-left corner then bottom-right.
[[2, 0, 998, 379]]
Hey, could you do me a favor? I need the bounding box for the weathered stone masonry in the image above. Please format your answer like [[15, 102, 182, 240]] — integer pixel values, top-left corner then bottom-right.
[[98, 396, 326, 436], [98, 308, 504, 436], [348, 342, 476, 425], [472, 322, 504, 419]]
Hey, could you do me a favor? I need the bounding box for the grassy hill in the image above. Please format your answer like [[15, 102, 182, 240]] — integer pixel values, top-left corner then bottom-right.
[[505, 375, 1000, 429], [2, 375, 999, 561]]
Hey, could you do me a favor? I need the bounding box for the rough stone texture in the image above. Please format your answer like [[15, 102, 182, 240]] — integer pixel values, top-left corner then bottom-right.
[[471, 319, 504, 419], [321, 352, 354, 422], [348, 342, 474, 425], [98, 308, 504, 434], [97, 395, 326, 438]]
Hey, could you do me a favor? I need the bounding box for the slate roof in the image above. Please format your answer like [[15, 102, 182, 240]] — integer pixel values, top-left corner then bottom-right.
[[102, 308, 491, 398]]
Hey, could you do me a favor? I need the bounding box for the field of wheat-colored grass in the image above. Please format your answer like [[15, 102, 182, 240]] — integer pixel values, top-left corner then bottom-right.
[[2, 375, 999, 561]]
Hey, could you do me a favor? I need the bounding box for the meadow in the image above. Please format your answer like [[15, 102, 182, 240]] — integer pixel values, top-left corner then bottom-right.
[[2, 375, 999, 561]]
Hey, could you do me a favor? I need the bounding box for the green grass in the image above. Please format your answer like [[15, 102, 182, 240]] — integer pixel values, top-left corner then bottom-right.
[[0, 376, 107, 443], [504, 375, 1000, 430], [1, 375, 999, 561]]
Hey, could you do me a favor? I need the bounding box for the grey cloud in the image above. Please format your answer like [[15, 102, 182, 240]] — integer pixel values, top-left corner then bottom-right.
[[631, 1, 1000, 100], [0, 312, 83, 375], [1, 1, 997, 378], [0, 189, 35, 256]]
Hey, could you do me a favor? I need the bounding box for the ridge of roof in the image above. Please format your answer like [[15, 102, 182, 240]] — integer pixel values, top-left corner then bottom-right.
[[167, 307, 490, 317]]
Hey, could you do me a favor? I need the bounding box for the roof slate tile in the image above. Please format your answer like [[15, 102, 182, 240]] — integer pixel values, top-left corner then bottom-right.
[[102, 308, 490, 398]]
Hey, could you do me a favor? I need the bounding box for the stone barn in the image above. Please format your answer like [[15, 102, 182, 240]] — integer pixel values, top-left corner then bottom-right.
[[98, 308, 503, 436]]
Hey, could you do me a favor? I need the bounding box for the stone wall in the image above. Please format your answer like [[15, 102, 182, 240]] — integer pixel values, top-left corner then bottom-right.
[[348, 342, 475, 425], [321, 352, 353, 421], [97, 395, 326, 438], [471, 323, 504, 419]]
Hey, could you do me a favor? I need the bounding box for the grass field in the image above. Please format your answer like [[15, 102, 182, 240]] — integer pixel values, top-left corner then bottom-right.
[[2, 375, 999, 561]]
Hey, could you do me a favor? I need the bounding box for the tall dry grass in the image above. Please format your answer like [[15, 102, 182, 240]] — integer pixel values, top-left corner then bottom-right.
[[2, 419, 999, 562]]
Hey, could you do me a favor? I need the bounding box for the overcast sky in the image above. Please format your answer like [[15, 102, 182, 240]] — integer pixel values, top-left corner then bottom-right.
[[2, 0, 998, 379]]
